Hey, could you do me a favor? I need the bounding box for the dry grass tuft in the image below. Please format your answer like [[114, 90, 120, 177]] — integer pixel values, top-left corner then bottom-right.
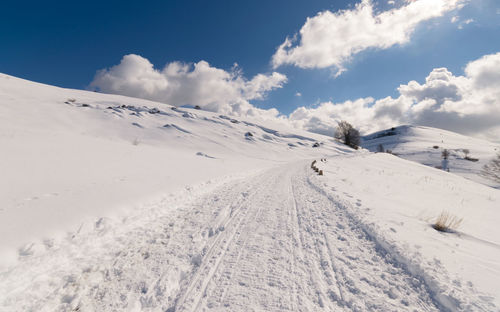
[[432, 211, 463, 232]]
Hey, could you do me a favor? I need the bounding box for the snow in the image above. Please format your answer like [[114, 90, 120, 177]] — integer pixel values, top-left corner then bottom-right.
[[362, 125, 500, 188], [1, 73, 500, 311], [0, 73, 343, 269], [313, 154, 500, 310]]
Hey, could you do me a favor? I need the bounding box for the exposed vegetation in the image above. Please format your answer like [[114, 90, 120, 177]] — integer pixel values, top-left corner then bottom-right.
[[432, 211, 463, 232], [334, 121, 360, 150], [481, 153, 500, 182], [377, 144, 385, 153]]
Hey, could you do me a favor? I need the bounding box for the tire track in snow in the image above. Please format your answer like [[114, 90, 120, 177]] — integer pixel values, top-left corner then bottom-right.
[[176, 167, 304, 311], [171, 177, 268, 312], [175, 162, 440, 311], [290, 176, 339, 310]]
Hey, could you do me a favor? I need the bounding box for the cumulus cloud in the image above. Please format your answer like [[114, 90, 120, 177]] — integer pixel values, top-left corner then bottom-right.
[[90, 53, 500, 141], [287, 52, 500, 141], [90, 54, 287, 117], [272, 0, 465, 73]]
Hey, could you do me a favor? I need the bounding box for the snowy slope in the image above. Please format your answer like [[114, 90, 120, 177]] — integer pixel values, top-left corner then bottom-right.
[[0, 73, 347, 268], [1, 74, 500, 311], [362, 125, 500, 188]]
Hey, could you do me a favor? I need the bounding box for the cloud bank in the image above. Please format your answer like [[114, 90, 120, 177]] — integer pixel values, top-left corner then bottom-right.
[[90, 54, 287, 117], [272, 0, 465, 74], [90, 52, 500, 142], [289, 52, 500, 141]]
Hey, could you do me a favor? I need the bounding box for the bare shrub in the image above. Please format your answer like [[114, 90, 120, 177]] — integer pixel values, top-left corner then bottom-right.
[[377, 144, 385, 153], [481, 153, 500, 183], [432, 211, 463, 232]]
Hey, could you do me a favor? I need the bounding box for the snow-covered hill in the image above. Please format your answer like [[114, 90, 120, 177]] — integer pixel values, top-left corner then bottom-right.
[[1, 74, 499, 311], [0, 73, 347, 267], [362, 125, 500, 188]]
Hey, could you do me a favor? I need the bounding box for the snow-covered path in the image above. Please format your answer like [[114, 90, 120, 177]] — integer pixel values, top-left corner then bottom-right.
[[2, 162, 444, 311]]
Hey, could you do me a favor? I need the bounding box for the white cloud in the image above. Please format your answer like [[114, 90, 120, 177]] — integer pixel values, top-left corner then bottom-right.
[[90, 53, 500, 142], [457, 18, 474, 29], [295, 92, 302, 97], [465, 52, 500, 89], [272, 0, 465, 73], [90, 54, 287, 117], [287, 52, 500, 141], [289, 98, 379, 135]]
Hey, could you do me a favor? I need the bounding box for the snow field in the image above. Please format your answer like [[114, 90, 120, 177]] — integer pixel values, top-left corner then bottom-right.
[[3, 161, 491, 311], [0, 73, 343, 268], [2, 73, 500, 311], [312, 154, 500, 310]]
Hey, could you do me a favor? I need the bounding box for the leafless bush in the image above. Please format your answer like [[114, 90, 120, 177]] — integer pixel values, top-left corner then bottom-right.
[[377, 144, 385, 153], [432, 211, 463, 232], [481, 153, 500, 183]]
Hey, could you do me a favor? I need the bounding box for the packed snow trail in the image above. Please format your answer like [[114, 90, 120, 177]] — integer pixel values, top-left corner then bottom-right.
[[2, 162, 441, 311]]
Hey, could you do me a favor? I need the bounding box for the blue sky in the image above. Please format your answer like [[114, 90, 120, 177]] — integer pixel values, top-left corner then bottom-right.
[[2, 0, 500, 138], [1, 0, 346, 90]]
